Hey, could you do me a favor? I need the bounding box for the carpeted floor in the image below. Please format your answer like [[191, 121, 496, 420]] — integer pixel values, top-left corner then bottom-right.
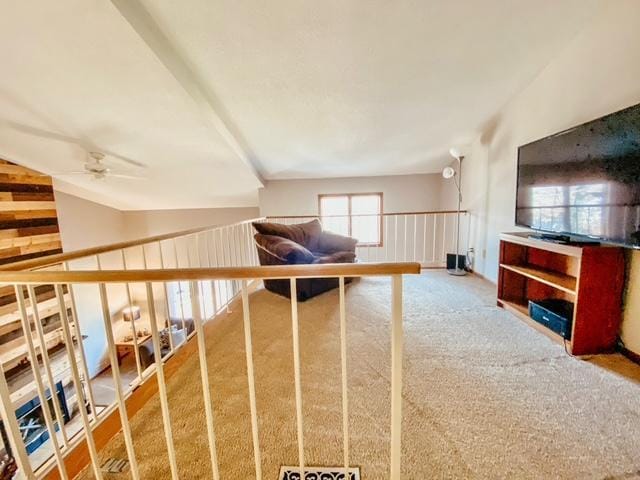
[[78, 272, 640, 479]]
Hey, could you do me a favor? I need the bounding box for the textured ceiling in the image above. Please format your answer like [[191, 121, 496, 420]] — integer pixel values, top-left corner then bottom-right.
[[0, 0, 603, 209]]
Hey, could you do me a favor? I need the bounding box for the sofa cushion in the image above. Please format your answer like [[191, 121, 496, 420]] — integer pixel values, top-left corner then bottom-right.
[[255, 233, 316, 264], [253, 219, 322, 251], [316, 231, 358, 254], [312, 251, 357, 264]]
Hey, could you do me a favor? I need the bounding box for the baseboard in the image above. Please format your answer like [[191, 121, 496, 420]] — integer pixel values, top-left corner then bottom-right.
[[620, 346, 640, 366], [471, 270, 496, 285]]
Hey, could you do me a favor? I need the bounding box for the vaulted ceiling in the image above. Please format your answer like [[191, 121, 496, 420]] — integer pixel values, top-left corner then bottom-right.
[[0, 0, 602, 209]]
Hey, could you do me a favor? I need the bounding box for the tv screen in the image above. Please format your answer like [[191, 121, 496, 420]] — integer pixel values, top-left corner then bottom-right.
[[516, 103, 640, 247]]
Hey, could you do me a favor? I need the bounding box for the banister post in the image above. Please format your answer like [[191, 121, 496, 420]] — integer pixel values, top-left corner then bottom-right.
[[390, 274, 403, 480]]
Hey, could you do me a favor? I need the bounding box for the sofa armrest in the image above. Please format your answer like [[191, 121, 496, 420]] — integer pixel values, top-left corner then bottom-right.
[[316, 231, 358, 254], [255, 234, 315, 264]]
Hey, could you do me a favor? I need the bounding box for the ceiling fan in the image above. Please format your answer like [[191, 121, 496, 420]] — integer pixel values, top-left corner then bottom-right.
[[47, 151, 143, 180], [1, 120, 147, 180]]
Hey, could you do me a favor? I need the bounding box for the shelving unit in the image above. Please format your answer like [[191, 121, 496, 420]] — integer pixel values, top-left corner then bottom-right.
[[497, 232, 625, 355]]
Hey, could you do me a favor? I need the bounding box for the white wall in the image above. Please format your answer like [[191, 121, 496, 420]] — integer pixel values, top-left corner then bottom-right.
[[462, 0, 640, 353], [259, 174, 462, 266], [54, 191, 131, 376], [123, 207, 260, 239], [55, 190, 129, 251], [259, 173, 449, 216]]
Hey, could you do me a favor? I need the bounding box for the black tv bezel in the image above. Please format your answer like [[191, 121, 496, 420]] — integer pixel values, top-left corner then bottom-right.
[[514, 103, 640, 248]]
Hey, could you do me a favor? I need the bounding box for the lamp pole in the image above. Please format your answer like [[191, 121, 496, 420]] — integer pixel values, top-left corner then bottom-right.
[[453, 155, 465, 275], [446, 149, 467, 277]]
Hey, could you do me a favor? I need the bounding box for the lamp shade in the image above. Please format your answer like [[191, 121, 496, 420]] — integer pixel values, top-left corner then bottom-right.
[[449, 147, 462, 159], [442, 166, 456, 179], [122, 305, 141, 322]]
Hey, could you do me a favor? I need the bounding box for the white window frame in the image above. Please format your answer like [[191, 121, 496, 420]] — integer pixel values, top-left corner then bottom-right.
[[318, 192, 383, 246]]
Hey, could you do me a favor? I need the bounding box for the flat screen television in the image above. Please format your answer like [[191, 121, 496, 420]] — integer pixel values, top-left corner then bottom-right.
[[516, 102, 640, 248]]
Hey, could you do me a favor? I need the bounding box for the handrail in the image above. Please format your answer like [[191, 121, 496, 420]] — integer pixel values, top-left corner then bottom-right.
[[1, 217, 266, 272], [0, 263, 421, 284], [267, 209, 468, 218]]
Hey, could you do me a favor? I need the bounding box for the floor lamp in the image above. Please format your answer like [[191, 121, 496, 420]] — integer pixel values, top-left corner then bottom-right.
[[442, 147, 467, 276]]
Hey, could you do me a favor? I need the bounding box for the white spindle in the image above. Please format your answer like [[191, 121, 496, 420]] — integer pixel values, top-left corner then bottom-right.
[[158, 241, 183, 347], [422, 214, 427, 265], [15, 286, 68, 479], [390, 275, 403, 480], [55, 284, 103, 480], [63, 266, 99, 423], [412, 214, 417, 262], [145, 282, 179, 480], [120, 251, 144, 380], [394, 216, 398, 261], [192, 235, 207, 321], [145, 244, 174, 354], [289, 279, 305, 478], [173, 239, 188, 331], [210, 229, 222, 314], [432, 214, 438, 264], [375, 215, 380, 263], [0, 357, 34, 478], [204, 232, 218, 319], [241, 280, 262, 480], [98, 284, 140, 480], [385, 215, 390, 261], [403, 215, 408, 262], [242, 223, 249, 266], [218, 228, 232, 311], [442, 214, 447, 263], [228, 227, 238, 297], [27, 285, 70, 446], [189, 281, 221, 480], [339, 277, 350, 475]]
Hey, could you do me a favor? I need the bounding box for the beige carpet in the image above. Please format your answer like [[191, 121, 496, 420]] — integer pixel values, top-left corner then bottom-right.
[[78, 272, 640, 479]]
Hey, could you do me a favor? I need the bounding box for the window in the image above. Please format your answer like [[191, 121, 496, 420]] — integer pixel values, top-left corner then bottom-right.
[[318, 193, 383, 245], [530, 183, 608, 237]]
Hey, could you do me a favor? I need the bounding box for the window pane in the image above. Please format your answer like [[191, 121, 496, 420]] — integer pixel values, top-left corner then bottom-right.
[[320, 196, 349, 215], [320, 196, 349, 236], [352, 194, 381, 243], [323, 217, 350, 236], [351, 194, 381, 215], [352, 215, 380, 244]]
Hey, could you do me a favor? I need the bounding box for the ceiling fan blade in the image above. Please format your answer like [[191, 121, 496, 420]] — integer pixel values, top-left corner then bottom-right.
[[39, 171, 88, 176], [107, 173, 143, 180], [0, 120, 90, 149], [102, 150, 147, 169], [1, 120, 147, 169]]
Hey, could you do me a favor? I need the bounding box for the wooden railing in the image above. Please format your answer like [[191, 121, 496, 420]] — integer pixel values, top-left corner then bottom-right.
[[0, 217, 420, 480]]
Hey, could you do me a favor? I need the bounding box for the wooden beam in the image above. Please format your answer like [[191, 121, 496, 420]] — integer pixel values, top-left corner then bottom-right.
[[110, 0, 265, 186]]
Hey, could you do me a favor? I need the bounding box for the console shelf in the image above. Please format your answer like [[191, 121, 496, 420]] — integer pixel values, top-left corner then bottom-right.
[[497, 232, 625, 355], [499, 263, 577, 295]]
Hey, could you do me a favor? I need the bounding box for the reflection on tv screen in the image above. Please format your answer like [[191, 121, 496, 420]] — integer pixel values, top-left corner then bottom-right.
[[516, 103, 640, 247]]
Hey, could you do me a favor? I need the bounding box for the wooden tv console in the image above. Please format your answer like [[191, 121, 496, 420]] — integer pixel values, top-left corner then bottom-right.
[[497, 232, 625, 355]]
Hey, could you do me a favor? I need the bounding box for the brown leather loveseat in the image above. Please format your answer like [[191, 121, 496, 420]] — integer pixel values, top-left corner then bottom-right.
[[252, 219, 357, 301]]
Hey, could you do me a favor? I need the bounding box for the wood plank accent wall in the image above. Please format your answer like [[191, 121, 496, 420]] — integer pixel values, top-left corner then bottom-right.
[[0, 160, 62, 265], [0, 159, 65, 380]]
